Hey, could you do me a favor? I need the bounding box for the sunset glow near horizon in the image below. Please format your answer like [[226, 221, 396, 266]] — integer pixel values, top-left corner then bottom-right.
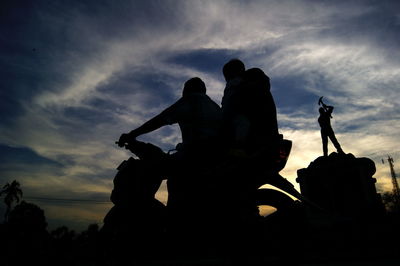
[[1, 0, 399, 232]]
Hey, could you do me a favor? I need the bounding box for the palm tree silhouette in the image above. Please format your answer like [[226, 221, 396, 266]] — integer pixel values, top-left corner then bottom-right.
[[0, 180, 23, 221]]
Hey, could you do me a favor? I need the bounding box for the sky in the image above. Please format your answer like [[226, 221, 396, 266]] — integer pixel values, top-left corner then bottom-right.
[[1, 0, 399, 232]]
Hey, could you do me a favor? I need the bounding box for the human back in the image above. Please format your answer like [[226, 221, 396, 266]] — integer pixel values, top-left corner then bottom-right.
[[241, 67, 279, 151], [174, 92, 223, 157]]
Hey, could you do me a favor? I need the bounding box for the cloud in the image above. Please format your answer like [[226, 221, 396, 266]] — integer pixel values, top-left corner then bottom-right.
[[1, 0, 399, 230]]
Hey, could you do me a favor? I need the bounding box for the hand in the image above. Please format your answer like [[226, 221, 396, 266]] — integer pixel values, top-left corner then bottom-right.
[[117, 133, 130, 147]]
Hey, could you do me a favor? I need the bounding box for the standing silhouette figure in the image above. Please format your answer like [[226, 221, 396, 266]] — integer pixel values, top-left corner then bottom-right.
[[318, 97, 344, 157]]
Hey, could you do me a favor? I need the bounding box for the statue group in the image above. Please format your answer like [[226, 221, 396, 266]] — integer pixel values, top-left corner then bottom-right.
[[99, 59, 385, 263]]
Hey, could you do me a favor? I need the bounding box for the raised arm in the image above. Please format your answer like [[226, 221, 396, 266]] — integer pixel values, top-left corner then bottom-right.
[[323, 104, 334, 117]]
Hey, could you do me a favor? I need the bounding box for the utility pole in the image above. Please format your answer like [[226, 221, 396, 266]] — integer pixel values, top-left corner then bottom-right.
[[382, 155, 400, 198]]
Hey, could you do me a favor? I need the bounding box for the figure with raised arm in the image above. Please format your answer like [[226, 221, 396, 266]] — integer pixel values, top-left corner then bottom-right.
[[318, 97, 344, 157]]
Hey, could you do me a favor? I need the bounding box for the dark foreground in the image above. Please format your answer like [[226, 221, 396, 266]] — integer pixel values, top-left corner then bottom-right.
[[1, 205, 399, 266]]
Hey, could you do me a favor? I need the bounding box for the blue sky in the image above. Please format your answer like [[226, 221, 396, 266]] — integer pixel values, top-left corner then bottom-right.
[[1, 0, 399, 232]]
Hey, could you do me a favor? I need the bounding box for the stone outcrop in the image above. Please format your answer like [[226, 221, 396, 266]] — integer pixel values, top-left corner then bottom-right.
[[296, 152, 385, 219]]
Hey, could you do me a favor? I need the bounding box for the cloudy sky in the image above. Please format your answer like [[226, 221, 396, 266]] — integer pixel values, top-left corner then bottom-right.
[[1, 0, 399, 232]]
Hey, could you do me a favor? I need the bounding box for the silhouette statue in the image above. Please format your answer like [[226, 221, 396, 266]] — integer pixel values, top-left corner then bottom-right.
[[318, 97, 344, 156], [221, 59, 304, 200], [107, 69, 316, 260], [221, 60, 281, 221], [117, 77, 224, 257], [220, 59, 310, 258]]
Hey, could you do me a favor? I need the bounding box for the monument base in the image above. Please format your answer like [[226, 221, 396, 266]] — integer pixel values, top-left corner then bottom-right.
[[296, 152, 385, 220]]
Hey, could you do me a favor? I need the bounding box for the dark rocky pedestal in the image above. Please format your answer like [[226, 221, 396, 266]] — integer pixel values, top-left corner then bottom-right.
[[296, 152, 385, 219]]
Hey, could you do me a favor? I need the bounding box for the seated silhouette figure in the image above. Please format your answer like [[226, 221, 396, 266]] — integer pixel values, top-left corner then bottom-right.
[[318, 97, 344, 157], [117, 77, 224, 257], [220, 59, 306, 257], [221, 59, 302, 210]]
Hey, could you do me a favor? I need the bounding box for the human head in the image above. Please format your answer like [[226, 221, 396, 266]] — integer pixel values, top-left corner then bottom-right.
[[245, 67, 271, 91], [319, 107, 325, 114], [182, 77, 206, 96], [222, 59, 245, 82]]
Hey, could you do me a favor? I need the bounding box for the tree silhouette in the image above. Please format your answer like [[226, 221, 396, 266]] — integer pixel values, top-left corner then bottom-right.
[[0, 180, 23, 222], [51, 225, 76, 241], [382, 191, 400, 214], [5, 200, 49, 265], [7, 200, 47, 231]]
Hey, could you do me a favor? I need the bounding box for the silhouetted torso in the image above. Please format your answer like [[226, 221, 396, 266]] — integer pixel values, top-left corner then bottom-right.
[[114, 78, 226, 257], [242, 68, 279, 150], [318, 106, 333, 133], [221, 68, 279, 152], [157, 92, 223, 156], [221, 75, 245, 146]]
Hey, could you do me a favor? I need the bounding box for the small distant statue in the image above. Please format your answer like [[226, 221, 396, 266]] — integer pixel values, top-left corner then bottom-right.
[[318, 97, 344, 157]]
